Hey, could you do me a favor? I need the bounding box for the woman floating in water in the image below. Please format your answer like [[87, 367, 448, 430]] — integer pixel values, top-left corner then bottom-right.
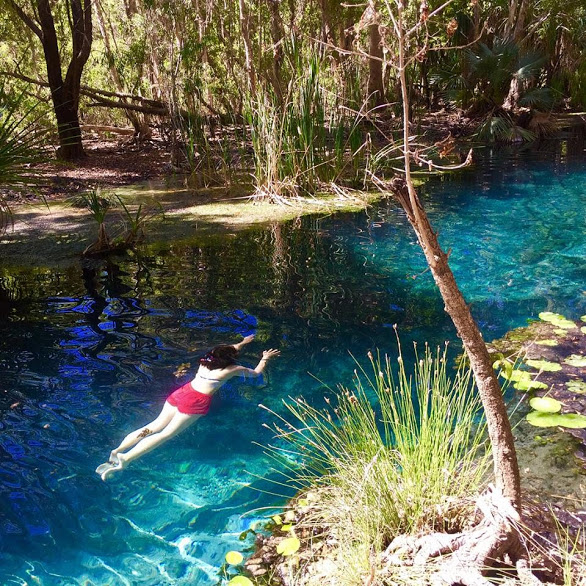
[[96, 335, 280, 481]]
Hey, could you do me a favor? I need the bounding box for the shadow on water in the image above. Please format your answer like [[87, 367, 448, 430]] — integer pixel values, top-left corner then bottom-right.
[[0, 140, 585, 584]]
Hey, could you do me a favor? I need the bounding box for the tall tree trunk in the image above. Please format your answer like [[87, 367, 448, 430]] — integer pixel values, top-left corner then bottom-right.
[[6, 0, 92, 160], [366, 2, 384, 107], [266, 0, 285, 103], [239, 0, 257, 97], [94, 0, 150, 139], [394, 4, 521, 511]]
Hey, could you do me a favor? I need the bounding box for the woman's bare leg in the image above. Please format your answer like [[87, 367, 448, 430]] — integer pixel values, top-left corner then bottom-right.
[[108, 402, 177, 462], [101, 412, 200, 481]]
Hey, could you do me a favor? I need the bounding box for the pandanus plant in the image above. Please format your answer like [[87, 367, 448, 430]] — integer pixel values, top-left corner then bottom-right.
[[0, 91, 47, 232], [78, 188, 113, 256]]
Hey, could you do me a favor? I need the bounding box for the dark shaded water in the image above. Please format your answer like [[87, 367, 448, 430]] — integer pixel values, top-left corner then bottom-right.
[[0, 141, 585, 584]]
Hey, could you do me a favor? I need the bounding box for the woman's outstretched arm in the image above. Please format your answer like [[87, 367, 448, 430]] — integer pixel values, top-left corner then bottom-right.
[[232, 334, 255, 351]]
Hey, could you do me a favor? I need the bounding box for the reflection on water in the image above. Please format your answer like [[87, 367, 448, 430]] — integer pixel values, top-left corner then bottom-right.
[[0, 142, 585, 584]]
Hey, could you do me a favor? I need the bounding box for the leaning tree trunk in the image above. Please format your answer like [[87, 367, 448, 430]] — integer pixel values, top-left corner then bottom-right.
[[394, 4, 521, 512]]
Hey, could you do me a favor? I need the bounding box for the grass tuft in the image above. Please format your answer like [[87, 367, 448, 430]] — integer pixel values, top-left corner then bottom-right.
[[260, 339, 492, 581]]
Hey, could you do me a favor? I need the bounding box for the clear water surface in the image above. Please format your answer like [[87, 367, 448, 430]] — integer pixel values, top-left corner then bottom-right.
[[0, 141, 585, 584]]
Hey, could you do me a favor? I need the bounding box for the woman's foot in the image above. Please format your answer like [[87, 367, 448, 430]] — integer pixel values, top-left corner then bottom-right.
[[100, 454, 128, 481], [109, 451, 120, 464]]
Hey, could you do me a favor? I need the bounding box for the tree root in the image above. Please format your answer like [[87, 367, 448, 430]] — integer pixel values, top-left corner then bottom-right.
[[382, 485, 544, 586]]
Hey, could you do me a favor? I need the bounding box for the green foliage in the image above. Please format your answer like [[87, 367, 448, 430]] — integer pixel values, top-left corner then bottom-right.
[[0, 89, 47, 232], [529, 397, 561, 413], [526, 411, 586, 429], [261, 340, 491, 567], [539, 312, 576, 329], [276, 536, 300, 556], [246, 40, 369, 200], [526, 359, 562, 372]]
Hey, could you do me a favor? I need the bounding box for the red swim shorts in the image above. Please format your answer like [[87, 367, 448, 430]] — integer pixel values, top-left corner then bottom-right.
[[166, 382, 212, 415]]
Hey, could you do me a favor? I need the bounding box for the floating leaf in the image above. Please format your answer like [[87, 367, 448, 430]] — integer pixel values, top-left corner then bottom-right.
[[538, 312, 576, 329], [509, 369, 531, 382], [535, 339, 558, 346], [582, 327, 586, 334], [225, 551, 244, 565], [526, 411, 586, 428], [529, 397, 561, 413], [513, 379, 548, 391], [228, 577, 254, 586], [276, 536, 301, 556], [554, 329, 569, 335], [493, 359, 513, 379], [526, 359, 562, 372], [281, 524, 293, 532], [554, 414, 586, 428], [565, 355, 586, 368], [581, 315, 586, 322], [272, 515, 282, 525], [566, 380, 586, 394]]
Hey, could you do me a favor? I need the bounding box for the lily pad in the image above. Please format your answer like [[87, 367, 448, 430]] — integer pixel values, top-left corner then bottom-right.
[[526, 359, 562, 372], [526, 411, 586, 429], [535, 339, 558, 346], [565, 355, 586, 368], [225, 551, 244, 565], [566, 380, 586, 394], [514, 379, 548, 391], [276, 536, 301, 556], [582, 327, 586, 334], [554, 328, 569, 335], [538, 312, 576, 329], [529, 397, 561, 413], [581, 315, 586, 322], [281, 524, 293, 532], [509, 369, 531, 382], [228, 577, 254, 586]]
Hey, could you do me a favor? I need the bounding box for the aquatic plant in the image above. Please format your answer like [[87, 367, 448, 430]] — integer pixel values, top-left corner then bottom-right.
[[525, 396, 586, 429], [539, 312, 576, 330], [260, 341, 490, 580]]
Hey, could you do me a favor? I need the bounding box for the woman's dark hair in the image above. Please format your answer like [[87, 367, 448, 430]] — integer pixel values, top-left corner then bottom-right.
[[199, 345, 239, 370]]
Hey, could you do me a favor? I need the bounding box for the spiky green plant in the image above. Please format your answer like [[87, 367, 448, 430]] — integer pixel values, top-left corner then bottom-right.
[[0, 91, 47, 232], [260, 338, 491, 579], [72, 188, 114, 255]]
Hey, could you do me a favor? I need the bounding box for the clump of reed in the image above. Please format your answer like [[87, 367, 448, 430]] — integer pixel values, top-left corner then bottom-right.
[[260, 338, 491, 581], [246, 39, 367, 203]]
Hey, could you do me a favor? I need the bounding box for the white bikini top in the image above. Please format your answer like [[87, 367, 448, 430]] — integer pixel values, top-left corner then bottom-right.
[[193, 369, 225, 391]]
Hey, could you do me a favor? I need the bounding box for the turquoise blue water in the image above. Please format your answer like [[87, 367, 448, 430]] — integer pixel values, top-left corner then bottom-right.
[[0, 142, 585, 584]]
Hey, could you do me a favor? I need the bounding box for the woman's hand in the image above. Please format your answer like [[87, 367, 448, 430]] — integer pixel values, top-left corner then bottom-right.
[[262, 349, 280, 360], [242, 334, 255, 345]]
